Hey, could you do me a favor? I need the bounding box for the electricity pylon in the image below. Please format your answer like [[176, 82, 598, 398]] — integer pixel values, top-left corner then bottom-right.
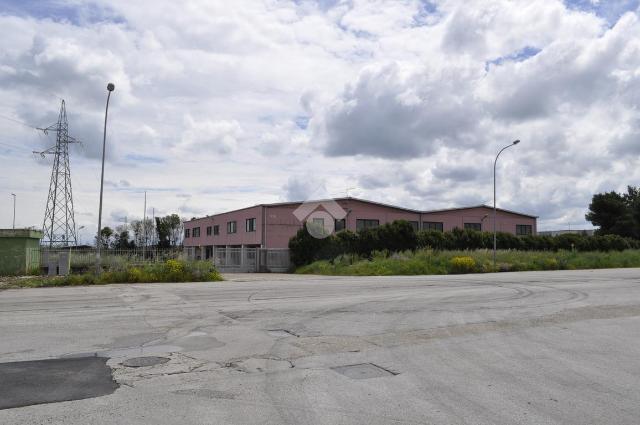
[[34, 100, 80, 247]]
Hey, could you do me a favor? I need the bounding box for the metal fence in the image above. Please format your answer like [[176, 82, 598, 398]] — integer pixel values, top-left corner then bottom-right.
[[37, 247, 290, 273], [40, 247, 185, 271], [184, 247, 291, 273]]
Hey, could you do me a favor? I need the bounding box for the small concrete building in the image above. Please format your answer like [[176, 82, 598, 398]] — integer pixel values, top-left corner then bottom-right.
[[0, 229, 43, 275], [184, 197, 537, 259]]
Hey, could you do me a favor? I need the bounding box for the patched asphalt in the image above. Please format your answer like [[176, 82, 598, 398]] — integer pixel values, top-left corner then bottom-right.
[[0, 357, 118, 410]]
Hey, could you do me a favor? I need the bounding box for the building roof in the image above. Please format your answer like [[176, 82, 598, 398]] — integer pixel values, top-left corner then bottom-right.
[[260, 196, 423, 213], [185, 197, 537, 222], [0, 229, 44, 239], [422, 204, 539, 219]]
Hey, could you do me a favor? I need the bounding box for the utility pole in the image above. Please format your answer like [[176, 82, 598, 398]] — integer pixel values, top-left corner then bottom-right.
[[152, 207, 155, 247], [11, 193, 16, 229], [143, 191, 147, 259]]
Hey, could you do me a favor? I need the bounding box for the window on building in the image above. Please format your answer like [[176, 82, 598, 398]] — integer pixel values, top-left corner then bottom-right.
[[410, 221, 419, 231], [227, 221, 237, 234], [312, 218, 324, 227], [356, 219, 380, 231], [335, 218, 346, 232], [185, 228, 190, 238], [192, 227, 200, 237], [206, 226, 212, 236], [423, 222, 444, 232], [213, 225, 219, 235], [516, 224, 533, 236], [246, 218, 256, 232], [464, 223, 482, 231]]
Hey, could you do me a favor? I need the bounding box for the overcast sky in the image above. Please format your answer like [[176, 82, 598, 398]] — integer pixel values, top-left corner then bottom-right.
[[1, 0, 639, 241]]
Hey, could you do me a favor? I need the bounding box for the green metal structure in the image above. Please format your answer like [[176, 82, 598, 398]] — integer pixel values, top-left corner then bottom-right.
[[0, 229, 43, 275]]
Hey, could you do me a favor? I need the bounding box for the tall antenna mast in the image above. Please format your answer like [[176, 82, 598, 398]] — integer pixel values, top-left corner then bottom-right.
[[34, 100, 81, 247]]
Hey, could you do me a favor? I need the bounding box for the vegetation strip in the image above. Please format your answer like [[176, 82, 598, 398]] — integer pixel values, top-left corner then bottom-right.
[[296, 249, 640, 276], [1, 259, 222, 289]]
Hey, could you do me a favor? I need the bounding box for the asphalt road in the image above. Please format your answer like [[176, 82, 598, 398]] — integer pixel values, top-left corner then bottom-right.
[[1, 269, 639, 424]]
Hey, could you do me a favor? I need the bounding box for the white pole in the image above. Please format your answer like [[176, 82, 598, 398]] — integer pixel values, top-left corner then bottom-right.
[[11, 193, 16, 229], [152, 207, 155, 248], [143, 191, 147, 260]]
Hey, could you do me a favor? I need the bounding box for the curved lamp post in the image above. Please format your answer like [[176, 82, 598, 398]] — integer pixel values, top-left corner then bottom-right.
[[493, 140, 520, 270], [96, 82, 115, 273]]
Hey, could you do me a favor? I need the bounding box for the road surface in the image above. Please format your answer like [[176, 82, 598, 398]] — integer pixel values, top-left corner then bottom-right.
[[1, 269, 639, 424]]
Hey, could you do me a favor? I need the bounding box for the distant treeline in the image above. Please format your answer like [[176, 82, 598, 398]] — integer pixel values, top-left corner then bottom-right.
[[289, 220, 640, 266]]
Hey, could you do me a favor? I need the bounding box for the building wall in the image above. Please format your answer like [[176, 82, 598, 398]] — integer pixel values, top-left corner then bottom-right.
[[262, 200, 423, 248], [421, 207, 537, 234], [0, 229, 43, 275], [184, 205, 263, 248], [341, 199, 420, 230], [263, 204, 303, 249], [184, 199, 537, 249]]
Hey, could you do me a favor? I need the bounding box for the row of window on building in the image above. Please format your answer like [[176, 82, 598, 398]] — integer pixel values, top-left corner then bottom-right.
[[185, 218, 533, 238], [354, 219, 532, 235], [185, 218, 257, 238]]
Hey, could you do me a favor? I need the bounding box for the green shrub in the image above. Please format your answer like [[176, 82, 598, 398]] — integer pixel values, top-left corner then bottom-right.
[[296, 248, 640, 276], [289, 218, 640, 267], [449, 256, 477, 274], [289, 226, 334, 266], [4, 259, 223, 288]]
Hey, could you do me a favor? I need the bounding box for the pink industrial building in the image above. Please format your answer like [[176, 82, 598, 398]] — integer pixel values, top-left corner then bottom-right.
[[184, 197, 537, 258]]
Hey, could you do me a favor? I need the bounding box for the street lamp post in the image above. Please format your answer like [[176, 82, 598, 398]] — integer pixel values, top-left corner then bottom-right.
[[77, 225, 85, 246], [96, 82, 115, 273], [11, 193, 16, 229], [493, 140, 520, 270]]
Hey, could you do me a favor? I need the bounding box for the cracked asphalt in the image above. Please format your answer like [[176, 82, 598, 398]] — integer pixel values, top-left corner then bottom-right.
[[1, 269, 640, 424]]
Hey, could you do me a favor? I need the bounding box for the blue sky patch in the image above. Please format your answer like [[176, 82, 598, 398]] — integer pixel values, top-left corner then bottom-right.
[[1, 0, 125, 26], [124, 154, 165, 164], [485, 46, 542, 71], [564, 0, 639, 25], [413, 0, 440, 26], [295, 116, 310, 130]]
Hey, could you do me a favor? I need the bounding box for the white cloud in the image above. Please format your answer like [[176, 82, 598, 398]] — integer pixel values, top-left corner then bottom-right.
[[0, 0, 639, 235], [179, 116, 243, 155]]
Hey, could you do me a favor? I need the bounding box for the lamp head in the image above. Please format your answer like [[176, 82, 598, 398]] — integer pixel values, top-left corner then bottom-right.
[[107, 83, 115, 92], [513, 140, 520, 145]]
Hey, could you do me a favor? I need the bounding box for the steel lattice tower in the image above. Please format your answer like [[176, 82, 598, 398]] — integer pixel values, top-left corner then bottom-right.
[[35, 100, 80, 247]]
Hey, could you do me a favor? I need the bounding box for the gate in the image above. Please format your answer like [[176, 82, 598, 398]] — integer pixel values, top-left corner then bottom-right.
[[195, 247, 291, 273]]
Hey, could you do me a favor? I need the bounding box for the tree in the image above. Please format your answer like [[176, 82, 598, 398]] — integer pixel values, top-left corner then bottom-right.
[[96, 226, 114, 248], [113, 225, 135, 249], [155, 216, 171, 248], [155, 214, 183, 247], [167, 214, 184, 246], [130, 218, 155, 248], [586, 186, 639, 238]]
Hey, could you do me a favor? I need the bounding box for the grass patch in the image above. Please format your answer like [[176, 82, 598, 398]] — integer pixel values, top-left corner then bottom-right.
[[0, 259, 223, 289], [295, 249, 640, 276]]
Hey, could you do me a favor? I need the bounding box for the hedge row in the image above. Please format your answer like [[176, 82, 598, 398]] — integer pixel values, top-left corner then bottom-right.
[[289, 220, 640, 266]]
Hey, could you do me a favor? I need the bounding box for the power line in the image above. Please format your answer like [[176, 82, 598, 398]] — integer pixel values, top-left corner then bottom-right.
[[0, 140, 32, 153], [0, 113, 39, 130]]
